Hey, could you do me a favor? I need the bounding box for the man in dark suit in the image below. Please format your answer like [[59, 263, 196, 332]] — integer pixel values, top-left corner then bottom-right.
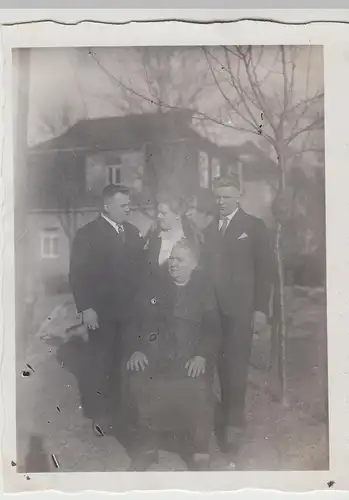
[[69, 184, 145, 435], [213, 178, 273, 454]]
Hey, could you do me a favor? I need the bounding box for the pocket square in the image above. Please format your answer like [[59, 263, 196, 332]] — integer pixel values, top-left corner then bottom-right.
[[238, 232, 248, 240]]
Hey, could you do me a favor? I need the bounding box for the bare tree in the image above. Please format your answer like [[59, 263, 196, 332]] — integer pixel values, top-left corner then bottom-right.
[[203, 45, 324, 405], [87, 46, 215, 117], [39, 102, 84, 250], [88, 45, 324, 405], [53, 160, 80, 250]]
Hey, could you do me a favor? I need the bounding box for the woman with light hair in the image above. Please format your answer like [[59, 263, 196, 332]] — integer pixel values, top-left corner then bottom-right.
[[123, 238, 220, 471], [144, 194, 200, 279]]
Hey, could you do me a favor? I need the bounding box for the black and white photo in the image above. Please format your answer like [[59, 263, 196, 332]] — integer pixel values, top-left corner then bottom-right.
[[12, 42, 327, 474]]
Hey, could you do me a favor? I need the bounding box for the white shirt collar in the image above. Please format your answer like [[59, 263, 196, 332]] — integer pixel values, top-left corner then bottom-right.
[[101, 213, 123, 233], [219, 207, 239, 229]]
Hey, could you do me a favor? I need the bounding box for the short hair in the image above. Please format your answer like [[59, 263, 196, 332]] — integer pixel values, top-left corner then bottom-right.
[[103, 184, 130, 203], [193, 188, 219, 216], [213, 175, 240, 192], [171, 236, 200, 264]]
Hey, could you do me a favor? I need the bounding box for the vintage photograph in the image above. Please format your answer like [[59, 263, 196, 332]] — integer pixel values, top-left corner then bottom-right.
[[13, 44, 327, 474]]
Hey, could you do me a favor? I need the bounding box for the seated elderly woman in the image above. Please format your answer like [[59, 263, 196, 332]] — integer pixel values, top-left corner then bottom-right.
[[123, 238, 220, 471]]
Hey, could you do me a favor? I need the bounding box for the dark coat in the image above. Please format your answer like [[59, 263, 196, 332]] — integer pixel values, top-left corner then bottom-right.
[[69, 215, 145, 322], [215, 209, 273, 318], [199, 219, 221, 281], [123, 268, 220, 441], [125, 268, 220, 372]]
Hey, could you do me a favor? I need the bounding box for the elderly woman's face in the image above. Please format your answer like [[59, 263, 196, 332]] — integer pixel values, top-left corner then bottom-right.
[[168, 246, 197, 283], [157, 203, 179, 231]]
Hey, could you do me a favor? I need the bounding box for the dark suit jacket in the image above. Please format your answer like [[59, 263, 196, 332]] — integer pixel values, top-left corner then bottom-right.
[[214, 209, 273, 319], [69, 216, 145, 322], [124, 268, 220, 369]]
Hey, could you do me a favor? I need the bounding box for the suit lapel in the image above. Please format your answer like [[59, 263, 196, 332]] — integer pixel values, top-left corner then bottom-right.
[[222, 209, 246, 242], [99, 216, 124, 250]]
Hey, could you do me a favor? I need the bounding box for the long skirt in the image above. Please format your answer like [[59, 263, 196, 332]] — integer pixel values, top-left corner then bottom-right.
[[123, 365, 215, 456]]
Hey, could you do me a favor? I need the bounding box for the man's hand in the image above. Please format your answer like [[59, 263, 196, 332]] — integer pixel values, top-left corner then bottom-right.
[[252, 310, 268, 335], [127, 352, 149, 371], [82, 308, 99, 330], [185, 356, 206, 378]]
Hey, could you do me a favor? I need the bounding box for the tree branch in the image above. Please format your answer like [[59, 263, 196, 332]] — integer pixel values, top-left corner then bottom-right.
[[203, 47, 259, 132], [276, 45, 289, 139], [89, 49, 268, 136], [286, 116, 324, 144], [232, 45, 277, 133]]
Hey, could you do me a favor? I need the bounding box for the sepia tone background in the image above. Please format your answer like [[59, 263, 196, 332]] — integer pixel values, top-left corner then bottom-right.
[[13, 45, 327, 473]]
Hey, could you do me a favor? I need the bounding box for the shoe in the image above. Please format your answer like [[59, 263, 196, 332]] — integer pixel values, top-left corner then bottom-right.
[[128, 450, 159, 471]]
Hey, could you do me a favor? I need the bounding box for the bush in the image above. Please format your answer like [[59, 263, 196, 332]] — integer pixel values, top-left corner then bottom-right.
[[284, 253, 325, 288]]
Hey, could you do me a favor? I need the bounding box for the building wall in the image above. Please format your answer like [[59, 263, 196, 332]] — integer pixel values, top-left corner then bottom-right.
[[26, 208, 155, 296], [26, 211, 97, 295]]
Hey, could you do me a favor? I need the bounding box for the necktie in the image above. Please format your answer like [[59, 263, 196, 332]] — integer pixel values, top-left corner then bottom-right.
[[220, 216, 230, 236], [118, 225, 125, 243]]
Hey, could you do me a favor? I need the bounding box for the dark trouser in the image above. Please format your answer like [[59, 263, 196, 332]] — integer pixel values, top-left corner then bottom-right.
[[216, 311, 253, 429], [80, 318, 123, 427]]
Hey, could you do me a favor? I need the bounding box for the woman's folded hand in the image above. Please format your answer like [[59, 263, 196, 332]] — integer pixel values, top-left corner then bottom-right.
[[185, 356, 206, 378], [127, 351, 149, 371]]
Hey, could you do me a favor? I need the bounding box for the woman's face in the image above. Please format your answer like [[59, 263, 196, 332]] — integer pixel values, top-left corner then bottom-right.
[[168, 246, 197, 284], [157, 203, 180, 231]]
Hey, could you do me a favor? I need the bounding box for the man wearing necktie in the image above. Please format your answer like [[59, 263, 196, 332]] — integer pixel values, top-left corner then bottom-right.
[[213, 177, 273, 455], [69, 184, 145, 435]]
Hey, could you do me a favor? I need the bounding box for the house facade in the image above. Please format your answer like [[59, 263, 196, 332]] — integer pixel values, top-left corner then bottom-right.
[[26, 110, 254, 294], [28, 109, 312, 295]]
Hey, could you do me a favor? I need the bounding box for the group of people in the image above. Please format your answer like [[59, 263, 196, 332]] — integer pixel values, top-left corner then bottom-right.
[[69, 178, 273, 471]]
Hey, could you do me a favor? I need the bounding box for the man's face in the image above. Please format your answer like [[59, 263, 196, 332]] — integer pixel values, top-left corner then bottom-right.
[[168, 246, 197, 284], [215, 186, 240, 217], [104, 193, 130, 223]]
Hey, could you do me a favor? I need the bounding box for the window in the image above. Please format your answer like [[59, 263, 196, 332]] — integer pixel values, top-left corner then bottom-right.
[[85, 151, 145, 197], [212, 158, 221, 180], [41, 228, 60, 259]]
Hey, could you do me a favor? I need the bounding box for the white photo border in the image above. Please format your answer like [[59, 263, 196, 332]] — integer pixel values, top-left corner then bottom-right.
[[1, 12, 348, 493]]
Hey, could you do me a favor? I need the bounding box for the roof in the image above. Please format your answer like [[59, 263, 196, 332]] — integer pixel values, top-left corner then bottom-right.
[[30, 109, 196, 154]]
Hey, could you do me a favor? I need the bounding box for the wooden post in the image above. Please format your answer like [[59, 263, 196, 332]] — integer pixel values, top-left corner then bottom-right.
[[275, 155, 289, 408], [13, 49, 30, 372]]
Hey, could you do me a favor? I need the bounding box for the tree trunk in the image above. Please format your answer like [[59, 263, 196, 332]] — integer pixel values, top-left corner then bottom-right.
[[275, 220, 289, 407], [274, 149, 290, 407], [57, 209, 78, 254], [270, 282, 280, 371]]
